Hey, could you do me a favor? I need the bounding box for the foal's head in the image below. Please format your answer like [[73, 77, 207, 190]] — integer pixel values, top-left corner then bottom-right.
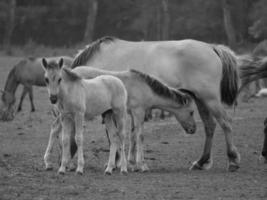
[[42, 58, 64, 104], [0, 90, 15, 121]]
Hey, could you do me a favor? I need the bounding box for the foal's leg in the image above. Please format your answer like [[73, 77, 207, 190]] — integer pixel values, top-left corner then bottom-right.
[[132, 108, 149, 172], [58, 114, 73, 174], [113, 110, 128, 174], [128, 113, 137, 167], [104, 113, 119, 174], [17, 86, 28, 112], [44, 116, 62, 170], [190, 99, 216, 170], [206, 99, 240, 172], [28, 86, 35, 112], [74, 112, 85, 175]]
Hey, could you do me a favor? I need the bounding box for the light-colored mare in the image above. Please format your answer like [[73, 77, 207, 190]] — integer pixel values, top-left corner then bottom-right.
[[42, 58, 128, 175], [70, 36, 241, 171], [45, 66, 196, 172], [0, 56, 73, 121]]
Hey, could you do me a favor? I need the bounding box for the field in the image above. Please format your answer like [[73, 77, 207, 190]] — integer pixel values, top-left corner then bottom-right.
[[0, 56, 266, 200]]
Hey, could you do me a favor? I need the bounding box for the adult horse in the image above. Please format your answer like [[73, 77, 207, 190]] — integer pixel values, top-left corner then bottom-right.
[[70, 36, 240, 171], [0, 56, 73, 121]]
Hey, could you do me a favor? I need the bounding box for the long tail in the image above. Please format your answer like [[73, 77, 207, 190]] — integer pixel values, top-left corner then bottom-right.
[[238, 56, 267, 92], [212, 45, 239, 106]]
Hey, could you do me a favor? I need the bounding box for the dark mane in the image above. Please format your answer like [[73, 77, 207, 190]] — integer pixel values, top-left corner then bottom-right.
[[71, 36, 116, 69], [130, 69, 190, 105], [62, 67, 81, 82]]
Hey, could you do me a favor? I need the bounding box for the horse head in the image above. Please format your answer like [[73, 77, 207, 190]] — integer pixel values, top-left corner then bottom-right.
[[172, 89, 196, 134], [42, 58, 64, 104]]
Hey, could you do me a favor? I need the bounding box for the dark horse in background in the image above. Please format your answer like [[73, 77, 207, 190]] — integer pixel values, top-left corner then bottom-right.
[[240, 57, 267, 163], [0, 56, 73, 121], [68, 36, 243, 171]]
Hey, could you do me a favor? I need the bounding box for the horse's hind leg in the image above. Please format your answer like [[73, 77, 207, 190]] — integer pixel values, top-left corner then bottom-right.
[[17, 86, 28, 112], [28, 86, 35, 112], [44, 116, 62, 170], [190, 98, 216, 170], [113, 110, 128, 174], [206, 99, 240, 172]]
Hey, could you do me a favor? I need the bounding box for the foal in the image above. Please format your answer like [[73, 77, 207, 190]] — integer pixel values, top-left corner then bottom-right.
[[45, 66, 196, 172], [42, 58, 128, 175]]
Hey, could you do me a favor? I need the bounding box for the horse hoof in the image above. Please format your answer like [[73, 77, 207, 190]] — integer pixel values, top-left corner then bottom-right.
[[189, 161, 202, 170], [121, 170, 128, 175], [58, 170, 65, 175], [76, 170, 83, 175], [45, 166, 53, 171], [228, 164, 240, 172], [104, 170, 112, 175]]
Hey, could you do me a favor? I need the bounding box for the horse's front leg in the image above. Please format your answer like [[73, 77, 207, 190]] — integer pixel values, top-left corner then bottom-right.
[[74, 112, 85, 175], [58, 114, 72, 174], [127, 113, 137, 169], [28, 86, 35, 112], [190, 99, 216, 170], [17, 86, 28, 112], [44, 116, 62, 170]]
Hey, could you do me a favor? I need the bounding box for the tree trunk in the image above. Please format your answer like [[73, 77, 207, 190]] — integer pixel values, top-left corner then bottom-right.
[[161, 0, 169, 40], [222, 0, 236, 48], [3, 0, 16, 50], [83, 0, 98, 42]]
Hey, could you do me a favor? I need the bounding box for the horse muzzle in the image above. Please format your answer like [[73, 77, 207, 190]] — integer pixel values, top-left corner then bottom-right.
[[184, 124, 197, 134], [49, 95, 58, 104]]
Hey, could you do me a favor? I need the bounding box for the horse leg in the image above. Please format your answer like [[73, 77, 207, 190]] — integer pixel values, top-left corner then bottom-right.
[[190, 98, 216, 170], [262, 118, 267, 163], [104, 113, 119, 175], [127, 113, 137, 170], [132, 108, 149, 172], [44, 116, 62, 170], [206, 99, 240, 172], [17, 86, 28, 112], [28, 86, 35, 112], [58, 114, 72, 174], [74, 112, 85, 175], [113, 111, 128, 174]]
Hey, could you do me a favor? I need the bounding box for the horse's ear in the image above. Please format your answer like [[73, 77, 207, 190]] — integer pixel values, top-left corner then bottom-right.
[[42, 58, 48, 69], [58, 58, 64, 69]]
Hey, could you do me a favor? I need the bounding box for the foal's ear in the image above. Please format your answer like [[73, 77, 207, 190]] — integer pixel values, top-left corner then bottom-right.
[[58, 58, 64, 69], [42, 58, 48, 69]]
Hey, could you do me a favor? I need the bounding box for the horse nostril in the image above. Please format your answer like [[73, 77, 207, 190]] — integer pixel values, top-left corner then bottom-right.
[[50, 95, 57, 104]]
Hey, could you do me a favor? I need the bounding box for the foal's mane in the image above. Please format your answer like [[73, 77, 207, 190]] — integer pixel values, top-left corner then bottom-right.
[[71, 36, 116, 69], [130, 69, 190, 105]]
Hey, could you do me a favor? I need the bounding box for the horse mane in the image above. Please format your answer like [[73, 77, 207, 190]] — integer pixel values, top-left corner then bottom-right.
[[71, 36, 116, 69], [129, 69, 190, 105], [62, 67, 81, 82]]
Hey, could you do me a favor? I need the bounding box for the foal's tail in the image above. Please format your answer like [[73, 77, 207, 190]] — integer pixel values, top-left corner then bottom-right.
[[212, 45, 239, 106]]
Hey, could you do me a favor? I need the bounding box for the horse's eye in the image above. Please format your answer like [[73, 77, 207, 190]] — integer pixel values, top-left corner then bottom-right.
[[58, 78, 62, 84], [44, 77, 49, 84], [190, 111, 194, 116]]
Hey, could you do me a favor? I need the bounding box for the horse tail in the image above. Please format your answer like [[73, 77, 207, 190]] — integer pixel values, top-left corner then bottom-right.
[[212, 45, 239, 106], [238, 57, 267, 92]]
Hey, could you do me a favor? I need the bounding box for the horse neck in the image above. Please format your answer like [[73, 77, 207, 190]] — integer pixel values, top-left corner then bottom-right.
[[150, 92, 178, 111], [3, 67, 19, 103]]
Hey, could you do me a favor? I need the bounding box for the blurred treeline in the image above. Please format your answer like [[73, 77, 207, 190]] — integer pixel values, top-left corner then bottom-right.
[[1, 0, 267, 49]]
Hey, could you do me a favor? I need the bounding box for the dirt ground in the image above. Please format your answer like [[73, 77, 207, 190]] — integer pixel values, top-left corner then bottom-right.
[[0, 56, 266, 200]]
